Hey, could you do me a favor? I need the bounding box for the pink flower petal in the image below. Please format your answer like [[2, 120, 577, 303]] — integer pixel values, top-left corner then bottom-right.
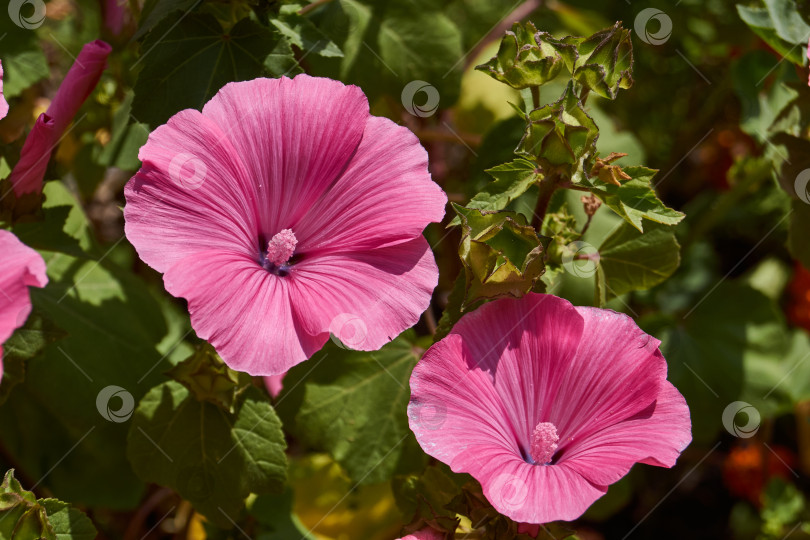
[[263, 372, 286, 399], [550, 306, 667, 458], [0, 231, 48, 384], [561, 381, 692, 486], [294, 116, 447, 254], [0, 60, 8, 120], [125, 109, 261, 272], [201, 75, 370, 236], [10, 40, 111, 196], [162, 251, 324, 375], [289, 237, 438, 352], [408, 293, 690, 524], [397, 527, 445, 540]]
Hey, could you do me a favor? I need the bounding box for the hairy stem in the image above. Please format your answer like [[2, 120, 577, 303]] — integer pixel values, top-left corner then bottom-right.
[[531, 174, 560, 230]]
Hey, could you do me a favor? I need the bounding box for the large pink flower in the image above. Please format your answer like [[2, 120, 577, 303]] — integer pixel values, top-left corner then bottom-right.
[[0, 231, 48, 384], [408, 293, 691, 524], [9, 40, 111, 196], [125, 75, 446, 375]]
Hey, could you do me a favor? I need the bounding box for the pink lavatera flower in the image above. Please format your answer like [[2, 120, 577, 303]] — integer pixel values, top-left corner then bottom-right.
[[1, 60, 8, 120], [263, 372, 286, 399], [0, 231, 48, 384], [9, 40, 111, 196], [125, 75, 446, 376], [408, 293, 691, 524]]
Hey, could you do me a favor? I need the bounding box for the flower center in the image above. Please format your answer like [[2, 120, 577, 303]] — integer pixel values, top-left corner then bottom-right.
[[530, 422, 559, 465], [265, 229, 297, 268]]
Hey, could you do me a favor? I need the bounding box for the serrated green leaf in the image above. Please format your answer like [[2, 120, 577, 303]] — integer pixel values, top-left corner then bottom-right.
[[595, 222, 680, 304], [277, 335, 425, 486], [449, 159, 540, 226], [127, 383, 287, 527], [586, 166, 684, 232], [0, 471, 96, 540], [166, 344, 252, 413], [132, 14, 280, 127], [271, 5, 343, 58]]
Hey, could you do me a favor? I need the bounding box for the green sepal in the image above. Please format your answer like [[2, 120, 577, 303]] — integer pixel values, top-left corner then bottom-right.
[[516, 82, 598, 176], [476, 21, 577, 89], [453, 204, 547, 305], [166, 343, 253, 414], [571, 22, 633, 100]]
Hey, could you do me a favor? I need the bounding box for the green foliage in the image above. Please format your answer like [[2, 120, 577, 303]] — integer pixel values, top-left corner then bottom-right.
[[0, 470, 97, 540], [0, 23, 49, 98], [270, 4, 343, 58], [127, 363, 287, 526], [0, 312, 65, 405], [132, 13, 287, 127], [586, 166, 685, 232], [737, 0, 810, 65], [454, 204, 547, 304], [277, 335, 426, 486], [595, 222, 681, 304]]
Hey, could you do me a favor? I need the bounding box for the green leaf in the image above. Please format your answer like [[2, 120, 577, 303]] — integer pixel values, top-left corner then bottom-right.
[[39, 500, 98, 540], [0, 470, 97, 540], [737, 3, 809, 65], [761, 478, 805, 537], [392, 464, 465, 533], [651, 283, 791, 443], [595, 222, 681, 304], [453, 204, 547, 304], [789, 199, 810, 269], [476, 21, 576, 89], [586, 166, 685, 232], [449, 159, 540, 226], [132, 13, 281, 127], [271, 4, 343, 58], [0, 312, 66, 405], [517, 82, 598, 175], [250, 488, 316, 540], [96, 92, 150, 172], [0, 183, 172, 508], [134, 0, 199, 40], [277, 334, 426, 486], [127, 382, 287, 527], [0, 22, 49, 98], [570, 22, 633, 100]]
